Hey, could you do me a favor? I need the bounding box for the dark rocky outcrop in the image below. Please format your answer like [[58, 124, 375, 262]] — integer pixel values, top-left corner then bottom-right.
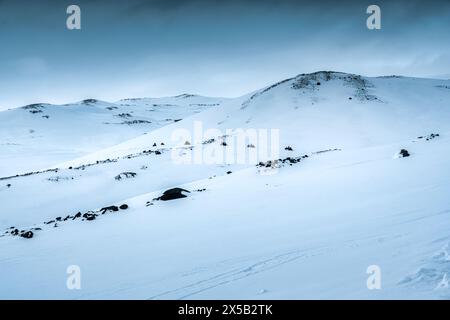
[[257, 154, 311, 169], [20, 231, 34, 239], [121, 120, 151, 125], [115, 172, 137, 181], [100, 206, 119, 214], [83, 213, 97, 221], [82, 99, 98, 104], [203, 138, 215, 145], [9, 228, 34, 239], [116, 113, 132, 118]]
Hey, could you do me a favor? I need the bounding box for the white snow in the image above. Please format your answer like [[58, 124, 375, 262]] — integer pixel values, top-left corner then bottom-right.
[[1, 71, 450, 299]]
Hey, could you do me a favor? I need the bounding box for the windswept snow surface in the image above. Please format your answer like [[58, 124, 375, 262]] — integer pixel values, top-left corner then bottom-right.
[[1, 72, 450, 299]]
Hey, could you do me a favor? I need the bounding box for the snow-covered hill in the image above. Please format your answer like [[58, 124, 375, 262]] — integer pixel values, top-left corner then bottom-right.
[[0, 95, 225, 176], [1, 71, 450, 299]]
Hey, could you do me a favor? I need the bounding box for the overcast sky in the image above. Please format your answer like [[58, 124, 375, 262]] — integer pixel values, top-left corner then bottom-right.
[[0, 0, 449, 109]]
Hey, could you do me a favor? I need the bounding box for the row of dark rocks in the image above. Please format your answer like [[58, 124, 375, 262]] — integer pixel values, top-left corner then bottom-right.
[[115, 172, 137, 181], [256, 149, 343, 169], [6, 227, 39, 239], [257, 155, 309, 168], [0, 168, 60, 181], [417, 133, 440, 141], [43, 204, 130, 226], [2, 143, 168, 181], [5, 204, 130, 240]]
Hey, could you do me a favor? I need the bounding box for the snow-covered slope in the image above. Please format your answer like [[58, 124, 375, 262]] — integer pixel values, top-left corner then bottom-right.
[[0, 95, 224, 176], [60, 72, 450, 165], [1, 72, 450, 299]]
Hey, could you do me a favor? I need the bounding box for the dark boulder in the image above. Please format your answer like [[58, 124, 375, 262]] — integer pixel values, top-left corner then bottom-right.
[[399, 149, 410, 158], [20, 231, 34, 239], [20, 231, 33, 239], [157, 188, 190, 201]]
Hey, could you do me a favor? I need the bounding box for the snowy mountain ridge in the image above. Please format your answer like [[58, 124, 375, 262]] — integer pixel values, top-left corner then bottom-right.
[[0, 94, 226, 176], [1, 71, 450, 299]]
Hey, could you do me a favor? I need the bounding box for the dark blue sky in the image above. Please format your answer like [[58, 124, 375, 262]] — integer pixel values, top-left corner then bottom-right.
[[1, 0, 450, 109]]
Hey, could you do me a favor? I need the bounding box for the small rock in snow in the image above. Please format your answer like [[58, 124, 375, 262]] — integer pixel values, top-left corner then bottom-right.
[[398, 149, 411, 158]]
